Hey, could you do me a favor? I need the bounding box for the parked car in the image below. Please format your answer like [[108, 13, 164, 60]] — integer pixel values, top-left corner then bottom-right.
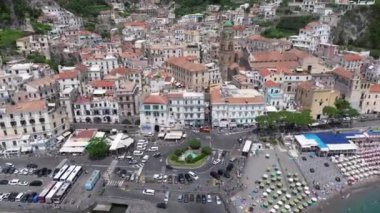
[[141, 155, 149, 163], [218, 169, 225, 176], [226, 163, 234, 172], [189, 194, 195, 202], [153, 152, 162, 158], [215, 195, 222, 205], [212, 159, 221, 165], [142, 189, 155, 195], [0, 180, 8, 185], [9, 179, 19, 185], [18, 181, 29, 186], [196, 194, 201, 203], [178, 173, 186, 184], [188, 171, 199, 180], [184, 193, 189, 203], [223, 172, 231, 178], [133, 150, 144, 156], [184, 173, 193, 183], [210, 171, 220, 180], [177, 194, 183, 202], [156, 203, 167, 209], [207, 194, 212, 203], [201, 194, 207, 204]]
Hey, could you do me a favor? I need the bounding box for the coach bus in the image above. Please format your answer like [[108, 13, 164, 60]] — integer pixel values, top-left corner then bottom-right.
[[53, 164, 69, 181], [242, 140, 253, 157], [45, 181, 64, 204], [38, 181, 56, 203], [53, 182, 71, 204], [60, 165, 75, 182], [66, 166, 83, 184]]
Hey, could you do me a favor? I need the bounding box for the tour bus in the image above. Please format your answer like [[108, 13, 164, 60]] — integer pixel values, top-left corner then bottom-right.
[[60, 165, 75, 182], [53, 165, 69, 181], [242, 140, 253, 157], [53, 182, 71, 204], [38, 181, 57, 203], [66, 166, 83, 184], [45, 182, 64, 204]]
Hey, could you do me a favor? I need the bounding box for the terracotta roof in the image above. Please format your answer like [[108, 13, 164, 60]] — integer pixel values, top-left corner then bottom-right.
[[119, 51, 140, 59], [233, 25, 246, 31], [287, 49, 310, 59], [166, 93, 184, 99], [298, 81, 313, 90], [210, 87, 222, 104], [248, 34, 270, 42], [143, 95, 168, 105], [73, 129, 97, 138], [125, 21, 146, 27], [75, 96, 92, 104], [251, 51, 298, 62], [89, 80, 115, 88], [304, 21, 321, 30], [166, 57, 206, 72], [259, 68, 271, 77], [225, 96, 264, 104], [233, 74, 248, 83], [343, 54, 362, 61], [26, 76, 57, 88], [251, 61, 300, 70], [110, 67, 127, 75], [6, 100, 46, 114], [264, 80, 280, 87], [369, 84, 380, 93], [57, 70, 79, 80], [333, 67, 354, 79]]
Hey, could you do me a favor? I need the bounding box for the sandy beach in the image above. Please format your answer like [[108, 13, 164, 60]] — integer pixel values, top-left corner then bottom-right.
[[306, 177, 380, 213]]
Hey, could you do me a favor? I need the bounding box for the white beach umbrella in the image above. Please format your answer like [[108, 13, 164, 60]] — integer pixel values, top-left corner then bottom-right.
[[304, 186, 309, 191], [269, 209, 276, 213], [305, 190, 310, 195], [278, 200, 283, 206], [277, 190, 282, 195], [311, 197, 318, 202], [263, 192, 268, 197], [286, 194, 291, 199], [267, 188, 272, 193], [285, 204, 291, 209], [274, 205, 279, 210]]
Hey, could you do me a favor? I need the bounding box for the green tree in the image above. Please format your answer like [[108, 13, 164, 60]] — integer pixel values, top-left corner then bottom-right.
[[323, 106, 339, 118], [174, 149, 183, 156], [335, 99, 350, 111], [185, 155, 193, 163], [188, 139, 201, 149], [201, 146, 212, 155], [86, 138, 109, 159]]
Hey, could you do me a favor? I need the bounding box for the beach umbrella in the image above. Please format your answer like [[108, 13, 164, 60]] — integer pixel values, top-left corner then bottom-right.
[[274, 166, 279, 171], [281, 197, 287, 202], [263, 202, 269, 208], [296, 182, 301, 187], [294, 208, 299, 213], [266, 180, 271, 185], [294, 198, 300, 203], [276, 171, 282, 175], [305, 190, 310, 195], [292, 190, 298, 195], [267, 167, 271, 172], [277, 183, 283, 188], [297, 187, 303, 192], [277, 190, 282, 195], [304, 186, 309, 191], [311, 197, 317, 202], [272, 173, 276, 177], [266, 189, 272, 193], [263, 192, 268, 197], [274, 205, 280, 210], [286, 194, 291, 199], [290, 183, 296, 188], [272, 194, 278, 199], [285, 204, 291, 209], [271, 177, 277, 182], [263, 174, 269, 179], [290, 201, 295, 206], [259, 184, 265, 189], [294, 177, 300, 182], [270, 185, 276, 190], [308, 200, 313, 205], [269, 209, 276, 213], [301, 181, 307, 186], [282, 188, 287, 193], [268, 199, 274, 204], [277, 176, 282, 181], [278, 200, 284, 206], [281, 209, 287, 213], [298, 205, 304, 210], [303, 202, 309, 207], [288, 178, 294, 183]]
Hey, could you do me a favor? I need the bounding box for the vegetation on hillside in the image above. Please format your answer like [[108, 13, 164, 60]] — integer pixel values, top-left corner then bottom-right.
[[0, 0, 41, 27], [55, 0, 111, 18], [0, 30, 24, 54], [333, 3, 380, 59], [261, 15, 319, 38]]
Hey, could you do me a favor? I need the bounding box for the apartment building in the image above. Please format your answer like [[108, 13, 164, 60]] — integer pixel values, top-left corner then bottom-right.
[[0, 100, 69, 151], [140, 91, 206, 132], [16, 35, 50, 59], [245, 35, 291, 52], [115, 82, 139, 118], [13, 76, 59, 103], [73, 95, 120, 123], [210, 85, 265, 128], [339, 53, 363, 72], [165, 57, 221, 91], [295, 81, 340, 119], [290, 21, 330, 52], [361, 84, 380, 114]]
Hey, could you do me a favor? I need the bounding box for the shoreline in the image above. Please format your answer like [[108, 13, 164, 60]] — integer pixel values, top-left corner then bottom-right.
[[306, 177, 380, 213]]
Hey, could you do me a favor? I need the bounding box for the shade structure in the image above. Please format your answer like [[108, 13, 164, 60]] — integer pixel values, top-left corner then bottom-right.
[[305, 190, 310, 195], [286, 194, 291, 199], [267, 189, 272, 193], [311, 197, 317, 202], [278, 200, 284, 206], [263, 192, 268, 197], [277, 190, 282, 195], [268, 199, 274, 204], [274, 205, 280, 210], [285, 204, 291, 209]]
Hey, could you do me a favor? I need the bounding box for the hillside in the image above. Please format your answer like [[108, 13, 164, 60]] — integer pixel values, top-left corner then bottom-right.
[[332, 4, 380, 58], [55, 0, 111, 18], [0, 0, 41, 28]]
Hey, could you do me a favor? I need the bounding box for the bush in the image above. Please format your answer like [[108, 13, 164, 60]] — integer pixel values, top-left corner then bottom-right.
[[171, 154, 179, 162], [174, 149, 183, 156], [190, 153, 206, 163], [188, 139, 201, 150], [185, 155, 193, 163], [201, 146, 212, 155]]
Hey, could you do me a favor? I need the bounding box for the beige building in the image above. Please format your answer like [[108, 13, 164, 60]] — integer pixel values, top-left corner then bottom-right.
[[16, 35, 50, 59], [165, 57, 221, 92], [295, 81, 340, 120], [0, 100, 69, 152], [361, 84, 380, 114]]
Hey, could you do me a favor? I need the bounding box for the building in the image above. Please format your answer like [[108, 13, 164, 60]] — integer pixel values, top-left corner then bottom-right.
[[264, 80, 285, 110], [295, 81, 340, 119], [210, 85, 265, 128], [140, 91, 206, 133], [245, 34, 291, 53], [289, 21, 330, 52], [13, 76, 59, 103], [219, 21, 236, 81], [145, 43, 185, 66], [0, 100, 69, 152], [16, 35, 50, 59], [339, 53, 363, 72], [361, 84, 380, 114], [115, 81, 140, 119], [165, 57, 221, 92], [73, 95, 120, 124]]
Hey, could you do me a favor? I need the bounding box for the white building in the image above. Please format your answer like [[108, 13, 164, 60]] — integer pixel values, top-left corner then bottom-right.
[[16, 35, 50, 59], [6, 63, 53, 80], [73, 95, 120, 124], [210, 85, 265, 128], [82, 54, 120, 75], [140, 91, 206, 133], [0, 100, 69, 152], [290, 21, 330, 52]]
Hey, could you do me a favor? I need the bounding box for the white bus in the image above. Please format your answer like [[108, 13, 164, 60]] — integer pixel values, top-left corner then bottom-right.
[[66, 166, 83, 184], [60, 165, 75, 181], [53, 165, 69, 181], [242, 140, 253, 157], [53, 182, 71, 204], [45, 181, 64, 204], [38, 181, 56, 203]]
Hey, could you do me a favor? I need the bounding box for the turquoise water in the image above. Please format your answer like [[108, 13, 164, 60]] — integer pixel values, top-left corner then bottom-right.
[[304, 133, 328, 149], [314, 184, 380, 213]]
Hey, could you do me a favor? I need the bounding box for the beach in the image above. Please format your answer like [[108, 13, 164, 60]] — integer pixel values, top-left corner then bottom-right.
[[306, 177, 380, 213]]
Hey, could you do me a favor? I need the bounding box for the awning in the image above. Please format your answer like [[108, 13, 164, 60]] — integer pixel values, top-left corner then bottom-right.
[[57, 136, 65, 143], [63, 131, 71, 137], [21, 146, 32, 153], [59, 146, 86, 153]]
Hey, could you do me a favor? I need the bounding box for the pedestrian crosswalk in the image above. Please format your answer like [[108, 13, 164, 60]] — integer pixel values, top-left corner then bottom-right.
[[107, 180, 124, 187], [131, 163, 145, 169]]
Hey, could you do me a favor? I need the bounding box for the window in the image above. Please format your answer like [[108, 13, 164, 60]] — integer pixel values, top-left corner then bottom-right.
[[14, 129, 17, 135], [2, 142, 6, 148], [42, 126, 45, 131], [29, 119, 35, 124], [32, 127, 36, 132], [23, 128, 27, 133], [3, 130, 6, 136], [13, 141, 17, 146], [39, 118, 45, 123]]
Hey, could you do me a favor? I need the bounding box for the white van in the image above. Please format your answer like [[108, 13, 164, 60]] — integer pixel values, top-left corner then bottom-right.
[[142, 189, 155, 195], [141, 155, 149, 163], [15, 193, 24, 202], [9, 179, 19, 185], [147, 146, 158, 152], [133, 150, 144, 156], [164, 191, 171, 203]]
